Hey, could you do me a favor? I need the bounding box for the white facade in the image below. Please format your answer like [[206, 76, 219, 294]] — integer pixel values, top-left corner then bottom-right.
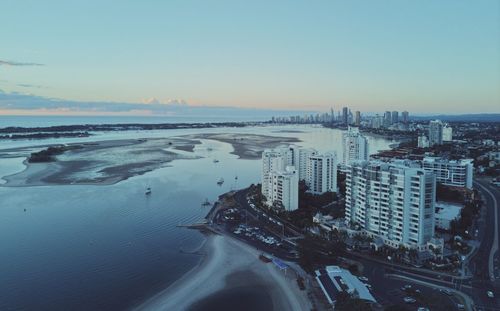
[[345, 160, 436, 250], [267, 166, 299, 211], [442, 124, 453, 142], [295, 147, 317, 181], [422, 157, 473, 189], [306, 152, 337, 194], [262, 148, 292, 199], [418, 135, 430, 148], [428, 120, 443, 146], [342, 127, 368, 166]]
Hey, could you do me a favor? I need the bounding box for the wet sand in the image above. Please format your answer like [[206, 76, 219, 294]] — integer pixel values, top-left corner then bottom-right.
[[0, 133, 300, 186], [180, 133, 300, 159], [136, 235, 311, 311], [1, 138, 200, 186]]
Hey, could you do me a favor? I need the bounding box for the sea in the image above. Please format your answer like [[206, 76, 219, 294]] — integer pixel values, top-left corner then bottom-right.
[[0, 116, 396, 310]]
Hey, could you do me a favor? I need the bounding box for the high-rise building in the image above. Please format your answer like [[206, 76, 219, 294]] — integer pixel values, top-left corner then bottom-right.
[[306, 152, 337, 194], [422, 157, 473, 189], [262, 149, 288, 199], [391, 111, 399, 124], [342, 107, 349, 125], [417, 135, 430, 148], [355, 111, 361, 126], [442, 124, 453, 142], [428, 120, 443, 146], [402, 111, 409, 123], [384, 111, 392, 127], [371, 114, 384, 129], [267, 166, 299, 211], [342, 127, 369, 166], [345, 160, 436, 250]]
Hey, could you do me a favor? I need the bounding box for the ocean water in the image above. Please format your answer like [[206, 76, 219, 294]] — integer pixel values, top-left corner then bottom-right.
[[0, 124, 395, 310]]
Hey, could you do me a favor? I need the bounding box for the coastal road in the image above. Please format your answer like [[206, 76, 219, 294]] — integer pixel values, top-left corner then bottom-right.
[[467, 180, 500, 310]]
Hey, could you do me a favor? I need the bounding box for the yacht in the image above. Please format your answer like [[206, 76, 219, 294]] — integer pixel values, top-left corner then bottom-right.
[[145, 187, 152, 195], [217, 178, 224, 185]]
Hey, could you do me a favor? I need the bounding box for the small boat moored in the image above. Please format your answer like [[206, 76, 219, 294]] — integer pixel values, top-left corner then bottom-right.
[[217, 178, 224, 185], [145, 187, 152, 195]]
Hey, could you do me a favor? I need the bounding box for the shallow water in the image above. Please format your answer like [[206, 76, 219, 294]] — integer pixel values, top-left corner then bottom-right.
[[0, 125, 394, 310]]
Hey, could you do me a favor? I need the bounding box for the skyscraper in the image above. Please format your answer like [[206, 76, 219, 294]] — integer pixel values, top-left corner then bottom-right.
[[384, 111, 392, 127], [391, 111, 398, 124], [342, 127, 369, 166], [428, 120, 443, 146], [355, 111, 361, 126], [345, 160, 436, 249], [402, 111, 409, 123], [342, 107, 349, 125]]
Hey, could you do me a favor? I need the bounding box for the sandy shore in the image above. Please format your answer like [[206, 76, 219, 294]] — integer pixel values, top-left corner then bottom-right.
[[136, 234, 311, 311], [179, 133, 301, 159]]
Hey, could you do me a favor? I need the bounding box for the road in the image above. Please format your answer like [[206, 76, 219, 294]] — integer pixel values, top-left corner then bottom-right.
[[467, 179, 500, 310], [226, 183, 500, 310]]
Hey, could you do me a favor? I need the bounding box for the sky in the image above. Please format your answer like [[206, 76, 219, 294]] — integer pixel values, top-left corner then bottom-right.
[[0, 0, 499, 115]]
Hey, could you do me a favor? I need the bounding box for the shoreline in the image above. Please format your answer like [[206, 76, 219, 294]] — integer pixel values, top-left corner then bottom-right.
[[135, 234, 311, 311]]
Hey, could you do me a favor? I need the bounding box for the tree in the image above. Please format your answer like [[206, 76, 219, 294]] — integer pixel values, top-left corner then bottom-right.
[[335, 292, 372, 311]]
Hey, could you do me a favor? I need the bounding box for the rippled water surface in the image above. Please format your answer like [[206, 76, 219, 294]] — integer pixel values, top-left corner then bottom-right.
[[0, 125, 395, 310]]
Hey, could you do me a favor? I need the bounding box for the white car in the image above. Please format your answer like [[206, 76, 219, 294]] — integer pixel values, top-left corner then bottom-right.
[[358, 276, 369, 282], [403, 297, 416, 304], [487, 290, 494, 298]]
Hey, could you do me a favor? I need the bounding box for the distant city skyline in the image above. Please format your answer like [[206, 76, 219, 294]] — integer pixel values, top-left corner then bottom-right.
[[1, 0, 499, 115]]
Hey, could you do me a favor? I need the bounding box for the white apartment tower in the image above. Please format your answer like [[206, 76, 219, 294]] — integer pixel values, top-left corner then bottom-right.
[[428, 120, 443, 146], [345, 160, 436, 250], [267, 166, 299, 211], [343, 127, 369, 166], [306, 153, 338, 194], [261, 149, 289, 199], [422, 157, 473, 189], [442, 124, 453, 142]]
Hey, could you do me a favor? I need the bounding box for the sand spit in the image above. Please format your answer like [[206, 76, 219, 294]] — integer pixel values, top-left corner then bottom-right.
[[0, 138, 200, 187], [179, 133, 300, 159], [136, 235, 311, 311]]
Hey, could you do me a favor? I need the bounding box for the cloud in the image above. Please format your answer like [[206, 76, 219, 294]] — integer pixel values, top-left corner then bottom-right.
[[17, 83, 46, 89], [0, 91, 314, 118], [0, 60, 44, 66], [143, 97, 188, 106]]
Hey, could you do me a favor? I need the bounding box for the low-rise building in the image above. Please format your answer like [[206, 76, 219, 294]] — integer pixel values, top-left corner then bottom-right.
[[315, 266, 376, 307], [422, 157, 473, 189]]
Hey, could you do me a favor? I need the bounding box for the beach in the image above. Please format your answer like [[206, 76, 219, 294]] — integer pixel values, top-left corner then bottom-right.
[[136, 234, 311, 311]]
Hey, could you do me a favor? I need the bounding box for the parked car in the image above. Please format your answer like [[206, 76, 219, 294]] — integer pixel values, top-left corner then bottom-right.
[[403, 297, 416, 304]]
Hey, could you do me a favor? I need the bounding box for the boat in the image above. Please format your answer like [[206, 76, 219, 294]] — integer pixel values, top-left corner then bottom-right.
[[201, 198, 211, 206], [217, 178, 224, 185], [213, 159, 219, 163], [145, 187, 152, 195], [235, 175, 238, 180]]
